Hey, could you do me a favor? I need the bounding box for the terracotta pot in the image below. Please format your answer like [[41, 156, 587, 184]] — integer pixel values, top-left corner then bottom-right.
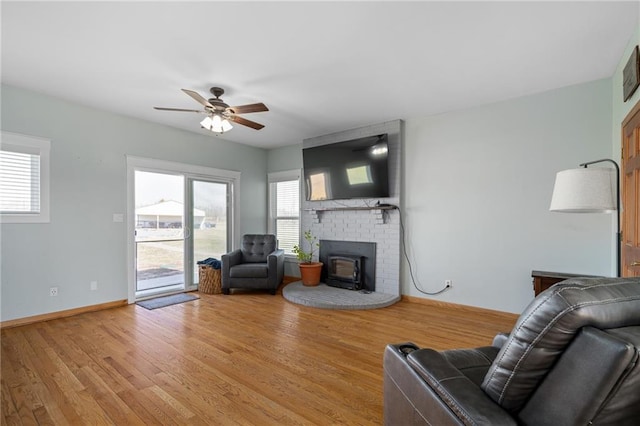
[[299, 262, 323, 286]]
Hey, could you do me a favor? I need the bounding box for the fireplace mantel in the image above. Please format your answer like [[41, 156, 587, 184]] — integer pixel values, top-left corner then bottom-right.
[[305, 205, 397, 224], [304, 205, 397, 212]]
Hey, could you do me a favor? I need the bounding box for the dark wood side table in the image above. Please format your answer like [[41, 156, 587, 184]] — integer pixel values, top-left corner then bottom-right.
[[531, 270, 602, 296]]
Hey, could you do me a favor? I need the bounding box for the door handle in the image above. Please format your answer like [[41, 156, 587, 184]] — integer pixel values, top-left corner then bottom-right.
[[631, 261, 640, 267]]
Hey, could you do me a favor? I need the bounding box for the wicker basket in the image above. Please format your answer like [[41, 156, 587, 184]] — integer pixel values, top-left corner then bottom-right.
[[198, 265, 221, 294]]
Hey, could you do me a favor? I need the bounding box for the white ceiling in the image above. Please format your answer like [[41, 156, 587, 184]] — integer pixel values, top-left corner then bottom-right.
[[2, 1, 638, 149]]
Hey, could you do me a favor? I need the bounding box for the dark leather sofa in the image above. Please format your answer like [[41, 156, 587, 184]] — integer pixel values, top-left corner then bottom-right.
[[221, 234, 284, 295], [384, 277, 640, 425]]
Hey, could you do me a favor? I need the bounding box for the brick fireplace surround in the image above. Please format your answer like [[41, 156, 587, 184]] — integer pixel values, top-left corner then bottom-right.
[[295, 120, 403, 307]]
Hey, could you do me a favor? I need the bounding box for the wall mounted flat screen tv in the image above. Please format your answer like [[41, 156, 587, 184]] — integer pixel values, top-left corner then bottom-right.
[[303, 134, 390, 201]]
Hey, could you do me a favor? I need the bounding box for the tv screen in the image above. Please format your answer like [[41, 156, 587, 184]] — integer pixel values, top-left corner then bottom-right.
[[303, 134, 390, 201]]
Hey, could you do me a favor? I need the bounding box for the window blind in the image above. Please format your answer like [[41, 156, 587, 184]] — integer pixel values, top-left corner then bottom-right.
[[273, 179, 300, 254], [0, 149, 41, 214]]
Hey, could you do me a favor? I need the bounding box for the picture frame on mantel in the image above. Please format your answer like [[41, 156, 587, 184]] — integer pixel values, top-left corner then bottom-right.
[[623, 45, 640, 102]]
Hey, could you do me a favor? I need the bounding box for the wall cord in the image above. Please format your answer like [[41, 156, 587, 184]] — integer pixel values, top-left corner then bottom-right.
[[392, 205, 450, 296]]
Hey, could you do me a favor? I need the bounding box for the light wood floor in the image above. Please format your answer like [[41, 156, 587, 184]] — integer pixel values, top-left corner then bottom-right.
[[1, 288, 517, 425]]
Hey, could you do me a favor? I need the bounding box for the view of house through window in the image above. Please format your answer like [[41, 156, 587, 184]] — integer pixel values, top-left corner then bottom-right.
[[269, 170, 300, 255]]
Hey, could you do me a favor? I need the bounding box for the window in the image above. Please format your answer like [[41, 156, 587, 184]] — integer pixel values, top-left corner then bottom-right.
[[0, 132, 50, 223], [268, 170, 301, 255]]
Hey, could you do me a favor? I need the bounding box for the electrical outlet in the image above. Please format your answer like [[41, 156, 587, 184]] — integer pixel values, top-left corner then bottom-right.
[[49, 287, 58, 297], [90, 281, 98, 291], [445, 280, 452, 288]]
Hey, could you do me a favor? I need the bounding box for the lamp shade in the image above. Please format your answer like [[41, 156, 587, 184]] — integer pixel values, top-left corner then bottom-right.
[[549, 168, 616, 213]]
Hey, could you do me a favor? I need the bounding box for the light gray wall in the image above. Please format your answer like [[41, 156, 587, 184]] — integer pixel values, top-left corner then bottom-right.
[[266, 144, 302, 173], [403, 79, 613, 313], [268, 79, 614, 314], [1, 84, 268, 322]]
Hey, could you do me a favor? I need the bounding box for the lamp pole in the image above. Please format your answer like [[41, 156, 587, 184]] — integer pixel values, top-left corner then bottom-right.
[[579, 159, 621, 277]]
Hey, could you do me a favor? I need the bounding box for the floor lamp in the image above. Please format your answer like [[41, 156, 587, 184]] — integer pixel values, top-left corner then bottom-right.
[[549, 159, 621, 277]]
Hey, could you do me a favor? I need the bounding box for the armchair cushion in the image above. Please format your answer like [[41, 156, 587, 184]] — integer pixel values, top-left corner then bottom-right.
[[241, 234, 277, 263], [229, 263, 269, 279]]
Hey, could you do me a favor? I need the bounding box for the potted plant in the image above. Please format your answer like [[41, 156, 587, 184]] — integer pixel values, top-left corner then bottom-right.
[[293, 230, 323, 286]]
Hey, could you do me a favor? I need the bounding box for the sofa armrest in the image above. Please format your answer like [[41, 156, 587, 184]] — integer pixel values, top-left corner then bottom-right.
[[384, 344, 516, 426], [407, 349, 515, 425]]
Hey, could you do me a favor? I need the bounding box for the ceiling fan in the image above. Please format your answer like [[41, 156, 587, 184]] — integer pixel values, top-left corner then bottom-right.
[[154, 87, 268, 133]]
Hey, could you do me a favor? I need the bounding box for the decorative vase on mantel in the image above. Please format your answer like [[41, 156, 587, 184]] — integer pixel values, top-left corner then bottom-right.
[[293, 230, 323, 286], [299, 261, 323, 286]]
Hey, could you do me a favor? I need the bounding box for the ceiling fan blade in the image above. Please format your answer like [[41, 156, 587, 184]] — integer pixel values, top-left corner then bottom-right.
[[227, 103, 269, 114], [153, 107, 203, 113], [229, 115, 265, 130], [181, 89, 214, 108]]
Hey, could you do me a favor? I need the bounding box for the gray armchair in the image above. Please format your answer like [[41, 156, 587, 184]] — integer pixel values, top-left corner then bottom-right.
[[221, 234, 284, 295], [384, 277, 640, 425]]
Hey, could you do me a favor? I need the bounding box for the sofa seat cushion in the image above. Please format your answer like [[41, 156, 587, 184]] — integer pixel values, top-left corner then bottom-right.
[[230, 263, 268, 279], [441, 347, 500, 387]]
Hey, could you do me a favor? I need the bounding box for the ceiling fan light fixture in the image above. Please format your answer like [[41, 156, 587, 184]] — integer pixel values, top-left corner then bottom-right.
[[200, 114, 233, 133], [156, 86, 265, 132], [212, 114, 222, 128]]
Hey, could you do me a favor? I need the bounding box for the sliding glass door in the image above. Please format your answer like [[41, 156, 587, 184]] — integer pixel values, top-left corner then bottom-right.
[[127, 157, 239, 302], [191, 179, 228, 286], [134, 171, 186, 294]]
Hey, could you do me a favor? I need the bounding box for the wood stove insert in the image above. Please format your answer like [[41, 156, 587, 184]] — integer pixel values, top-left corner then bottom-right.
[[319, 240, 376, 292]]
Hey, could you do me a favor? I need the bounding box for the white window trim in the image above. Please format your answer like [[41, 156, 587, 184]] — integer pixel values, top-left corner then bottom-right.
[[268, 169, 301, 259], [0, 131, 51, 223]]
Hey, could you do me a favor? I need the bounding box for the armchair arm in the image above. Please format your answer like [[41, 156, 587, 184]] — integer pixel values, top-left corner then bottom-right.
[[267, 249, 285, 287], [221, 249, 242, 288]]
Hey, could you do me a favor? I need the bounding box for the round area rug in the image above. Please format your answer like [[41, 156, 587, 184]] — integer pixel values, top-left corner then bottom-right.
[[282, 281, 399, 310]]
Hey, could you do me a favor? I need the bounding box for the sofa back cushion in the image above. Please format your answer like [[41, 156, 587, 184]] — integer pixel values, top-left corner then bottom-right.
[[480, 277, 640, 413], [241, 234, 277, 263]]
